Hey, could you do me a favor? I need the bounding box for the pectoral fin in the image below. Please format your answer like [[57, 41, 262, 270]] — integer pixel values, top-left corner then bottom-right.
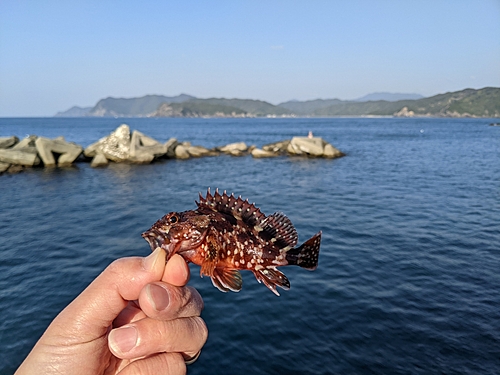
[[200, 238, 218, 278], [200, 258, 217, 278], [211, 268, 243, 293]]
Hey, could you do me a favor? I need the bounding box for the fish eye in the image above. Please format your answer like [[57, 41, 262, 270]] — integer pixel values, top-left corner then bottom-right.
[[169, 215, 178, 224]]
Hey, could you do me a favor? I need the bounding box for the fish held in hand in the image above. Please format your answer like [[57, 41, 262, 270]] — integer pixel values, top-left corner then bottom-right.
[[142, 189, 321, 296]]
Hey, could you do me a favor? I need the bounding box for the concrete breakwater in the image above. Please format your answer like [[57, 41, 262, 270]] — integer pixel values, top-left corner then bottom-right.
[[0, 124, 345, 174]]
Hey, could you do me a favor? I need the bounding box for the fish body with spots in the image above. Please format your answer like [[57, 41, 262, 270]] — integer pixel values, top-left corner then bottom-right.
[[142, 189, 322, 295]]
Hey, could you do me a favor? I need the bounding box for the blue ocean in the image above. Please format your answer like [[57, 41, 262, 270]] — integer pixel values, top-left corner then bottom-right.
[[1, 117, 499, 374]]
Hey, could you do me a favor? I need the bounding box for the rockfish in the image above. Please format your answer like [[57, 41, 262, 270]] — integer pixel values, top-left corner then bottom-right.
[[142, 189, 321, 295]]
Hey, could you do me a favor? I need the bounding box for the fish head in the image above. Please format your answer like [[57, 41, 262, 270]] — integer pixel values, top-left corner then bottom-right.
[[142, 210, 210, 260]]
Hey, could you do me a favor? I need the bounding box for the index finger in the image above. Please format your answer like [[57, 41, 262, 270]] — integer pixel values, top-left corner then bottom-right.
[[37, 248, 167, 346]]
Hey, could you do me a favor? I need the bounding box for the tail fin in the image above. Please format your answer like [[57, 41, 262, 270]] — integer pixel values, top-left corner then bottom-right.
[[285, 231, 321, 270]]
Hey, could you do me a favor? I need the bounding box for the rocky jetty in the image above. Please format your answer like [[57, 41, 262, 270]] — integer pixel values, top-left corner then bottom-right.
[[1, 124, 345, 175], [215, 142, 250, 156], [84, 124, 170, 165], [0, 136, 19, 149], [35, 136, 83, 167], [83, 125, 218, 165], [171, 141, 217, 159], [0, 135, 81, 173], [252, 137, 345, 159]]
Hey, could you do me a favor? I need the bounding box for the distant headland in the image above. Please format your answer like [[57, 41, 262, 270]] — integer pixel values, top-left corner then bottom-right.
[[55, 87, 500, 118]]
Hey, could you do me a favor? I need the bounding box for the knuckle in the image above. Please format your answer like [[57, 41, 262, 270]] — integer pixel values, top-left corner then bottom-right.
[[146, 283, 205, 320], [107, 257, 127, 275], [192, 317, 209, 347], [106, 256, 141, 277], [164, 284, 187, 312], [126, 352, 186, 375], [185, 286, 204, 312]]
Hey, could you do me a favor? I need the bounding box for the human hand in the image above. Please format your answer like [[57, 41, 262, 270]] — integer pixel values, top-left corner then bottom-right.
[[16, 249, 207, 375]]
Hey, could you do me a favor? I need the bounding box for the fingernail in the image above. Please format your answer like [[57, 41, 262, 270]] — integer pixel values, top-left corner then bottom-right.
[[109, 326, 137, 354], [147, 284, 170, 311], [143, 247, 162, 271]]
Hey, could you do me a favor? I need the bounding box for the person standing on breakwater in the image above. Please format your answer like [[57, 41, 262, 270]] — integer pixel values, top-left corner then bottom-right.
[[16, 249, 207, 375]]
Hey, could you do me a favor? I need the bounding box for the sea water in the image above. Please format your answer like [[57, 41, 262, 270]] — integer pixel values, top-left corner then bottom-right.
[[0, 117, 499, 374]]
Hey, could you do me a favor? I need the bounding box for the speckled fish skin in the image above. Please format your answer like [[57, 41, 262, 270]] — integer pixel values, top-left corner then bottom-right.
[[142, 188, 322, 296]]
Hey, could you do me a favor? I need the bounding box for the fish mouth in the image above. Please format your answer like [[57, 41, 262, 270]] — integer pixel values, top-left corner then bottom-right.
[[142, 227, 208, 260], [142, 229, 174, 256]]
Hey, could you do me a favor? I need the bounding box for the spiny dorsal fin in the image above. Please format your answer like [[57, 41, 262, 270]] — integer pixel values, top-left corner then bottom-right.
[[196, 188, 267, 227], [259, 212, 298, 251], [211, 268, 242, 293]]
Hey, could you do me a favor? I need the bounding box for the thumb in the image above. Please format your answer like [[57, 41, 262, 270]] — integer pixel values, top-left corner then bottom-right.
[[44, 248, 167, 344]]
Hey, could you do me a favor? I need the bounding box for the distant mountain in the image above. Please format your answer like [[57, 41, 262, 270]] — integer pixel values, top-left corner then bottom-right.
[[55, 87, 499, 118], [55, 106, 92, 117], [277, 93, 424, 115], [391, 87, 500, 117], [312, 100, 413, 116], [150, 98, 292, 118], [278, 99, 344, 115], [152, 102, 248, 117], [88, 94, 195, 117], [189, 98, 293, 117], [354, 92, 424, 102], [312, 87, 500, 117]]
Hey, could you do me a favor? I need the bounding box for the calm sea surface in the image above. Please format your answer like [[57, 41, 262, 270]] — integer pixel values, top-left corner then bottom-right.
[[0, 117, 499, 374]]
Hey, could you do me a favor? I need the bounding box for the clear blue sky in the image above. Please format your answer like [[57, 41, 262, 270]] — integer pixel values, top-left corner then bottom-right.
[[1, 0, 499, 117]]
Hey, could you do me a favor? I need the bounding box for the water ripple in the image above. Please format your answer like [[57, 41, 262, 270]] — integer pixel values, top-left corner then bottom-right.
[[1, 118, 499, 374]]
